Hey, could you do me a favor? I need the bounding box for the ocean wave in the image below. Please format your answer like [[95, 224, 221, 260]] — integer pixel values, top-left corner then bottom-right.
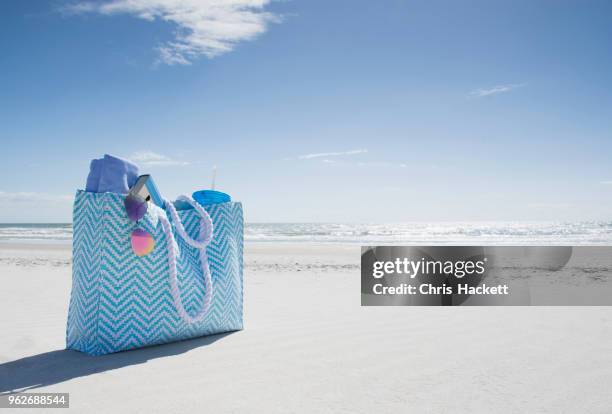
[[0, 224, 72, 242], [245, 222, 612, 244]]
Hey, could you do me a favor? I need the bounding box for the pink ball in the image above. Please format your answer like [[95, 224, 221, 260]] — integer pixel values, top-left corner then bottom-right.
[[131, 228, 155, 256]]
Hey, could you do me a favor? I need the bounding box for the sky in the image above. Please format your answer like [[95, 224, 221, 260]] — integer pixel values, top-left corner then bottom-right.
[[1, 0, 611, 223]]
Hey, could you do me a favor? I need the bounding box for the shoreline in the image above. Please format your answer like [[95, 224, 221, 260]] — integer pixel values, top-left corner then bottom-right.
[[0, 241, 360, 274], [0, 240, 359, 254]]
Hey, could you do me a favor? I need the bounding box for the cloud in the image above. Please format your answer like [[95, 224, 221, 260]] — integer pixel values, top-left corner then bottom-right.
[[286, 149, 405, 168], [527, 202, 572, 209], [323, 160, 406, 168], [356, 161, 407, 168], [469, 83, 526, 98], [295, 149, 368, 160], [63, 0, 279, 65], [0, 192, 73, 204], [600, 181, 612, 185], [129, 151, 190, 167]]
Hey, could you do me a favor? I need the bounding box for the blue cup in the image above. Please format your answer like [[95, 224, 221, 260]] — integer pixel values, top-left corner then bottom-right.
[[193, 190, 231, 206]]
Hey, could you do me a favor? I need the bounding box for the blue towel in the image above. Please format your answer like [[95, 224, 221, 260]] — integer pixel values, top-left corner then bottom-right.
[[86, 154, 139, 194]]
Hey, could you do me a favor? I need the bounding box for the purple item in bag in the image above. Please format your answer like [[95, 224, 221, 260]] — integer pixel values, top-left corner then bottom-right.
[[86, 154, 140, 194]]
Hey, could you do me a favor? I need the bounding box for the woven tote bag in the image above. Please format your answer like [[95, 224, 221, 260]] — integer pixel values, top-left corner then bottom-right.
[[66, 190, 243, 355]]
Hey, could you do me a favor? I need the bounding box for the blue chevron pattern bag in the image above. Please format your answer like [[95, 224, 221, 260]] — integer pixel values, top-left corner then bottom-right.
[[66, 190, 243, 355]]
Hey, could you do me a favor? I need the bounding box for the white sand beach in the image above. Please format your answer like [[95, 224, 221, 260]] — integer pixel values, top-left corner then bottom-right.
[[1, 242, 612, 413]]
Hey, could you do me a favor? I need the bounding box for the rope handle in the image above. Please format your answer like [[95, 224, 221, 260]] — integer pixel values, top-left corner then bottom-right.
[[158, 195, 214, 324]]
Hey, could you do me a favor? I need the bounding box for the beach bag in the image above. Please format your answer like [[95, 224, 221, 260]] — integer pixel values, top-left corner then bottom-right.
[[66, 190, 243, 355]]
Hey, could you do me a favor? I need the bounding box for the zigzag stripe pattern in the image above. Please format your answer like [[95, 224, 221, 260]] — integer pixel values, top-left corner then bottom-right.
[[66, 191, 243, 355]]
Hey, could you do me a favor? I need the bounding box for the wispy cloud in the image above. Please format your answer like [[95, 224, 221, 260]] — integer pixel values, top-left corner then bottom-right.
[[63, 0, 279, 65], [130, 151, 190, 167], [322, 159, 407, 168], [528, 202, 572, 209], [294, 149, 368, 160], [469, 83, 526, 98], [0, 192, 73, 204], [600, 181, 612, 185], [356, 161, 407, 168], [286, 148, 406, 168]]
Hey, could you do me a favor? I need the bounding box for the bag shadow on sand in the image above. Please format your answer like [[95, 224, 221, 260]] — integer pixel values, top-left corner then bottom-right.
[[0, 332, 234, 394]]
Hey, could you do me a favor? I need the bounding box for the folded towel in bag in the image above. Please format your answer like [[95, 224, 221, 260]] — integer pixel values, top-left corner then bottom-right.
[[86, 154, 139, 194]]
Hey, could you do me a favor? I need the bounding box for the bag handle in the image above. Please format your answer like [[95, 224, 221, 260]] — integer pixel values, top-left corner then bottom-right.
[[158, 195, 214, 324]]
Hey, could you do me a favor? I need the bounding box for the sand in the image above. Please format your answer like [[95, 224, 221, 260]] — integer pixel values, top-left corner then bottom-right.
[[1, 242, 611, 413]]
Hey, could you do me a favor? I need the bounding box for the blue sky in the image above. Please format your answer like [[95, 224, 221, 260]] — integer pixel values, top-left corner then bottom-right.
[[1, 0, 611, 222]]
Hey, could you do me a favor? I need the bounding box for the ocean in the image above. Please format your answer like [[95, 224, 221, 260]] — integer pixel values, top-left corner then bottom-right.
[[2, 222, 612, 244]]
